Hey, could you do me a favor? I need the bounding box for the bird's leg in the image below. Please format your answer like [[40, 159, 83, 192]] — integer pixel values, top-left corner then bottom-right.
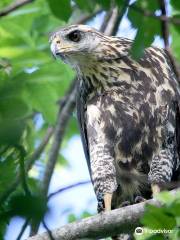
[[151, 183, 160, 197], [86, 108, 118, 213], [104, 193, 113, 211], [148, 148, 174, 198]]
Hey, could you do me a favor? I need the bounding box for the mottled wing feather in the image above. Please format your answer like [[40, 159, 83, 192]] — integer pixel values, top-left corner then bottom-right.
[[76, 81, 91, 175], [176, 101, 180, 173]]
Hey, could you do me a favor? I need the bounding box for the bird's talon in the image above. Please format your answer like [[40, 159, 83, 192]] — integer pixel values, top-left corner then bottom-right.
[[134, 196, 146, 203], [120, 201, 131, 207]]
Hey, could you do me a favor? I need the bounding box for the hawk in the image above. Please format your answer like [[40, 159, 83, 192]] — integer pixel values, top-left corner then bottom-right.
[[50, 25, 180, 213]]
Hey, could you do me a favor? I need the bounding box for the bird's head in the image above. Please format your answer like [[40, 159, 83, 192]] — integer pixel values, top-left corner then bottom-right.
[[49, 25, 109, 69]]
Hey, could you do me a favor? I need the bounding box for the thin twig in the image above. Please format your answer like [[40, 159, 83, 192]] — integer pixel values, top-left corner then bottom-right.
[[42, 220, 55, 240], [111, 0, 131, 36], [0, 0, 35, 17], [100, 9, 114, 33], [48, 180, 90, 200], [103, 7, 119, 36], [16, 218, 30, 240]]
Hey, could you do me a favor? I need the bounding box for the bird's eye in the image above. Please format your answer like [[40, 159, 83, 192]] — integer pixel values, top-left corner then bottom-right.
[[67, 30, 81, 42]]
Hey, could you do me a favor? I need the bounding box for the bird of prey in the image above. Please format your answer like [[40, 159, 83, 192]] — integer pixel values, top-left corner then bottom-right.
[[50, 25, 180, 213]]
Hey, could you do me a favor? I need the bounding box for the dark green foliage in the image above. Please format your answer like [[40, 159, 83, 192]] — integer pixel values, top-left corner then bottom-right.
[[7, 193, 48, 220], [135, 192, 180, 240], [127, 0, 161, 58], [68, 211, 92, 223], [75, 0, 95, 12], [170, 0, 180, 11], [142, 204, 176, 229], [47, 0, 72, 21]]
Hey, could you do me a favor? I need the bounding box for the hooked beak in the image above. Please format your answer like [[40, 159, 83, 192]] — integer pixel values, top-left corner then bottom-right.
[[50, 42, 65, 60], [50, 42, 70, 64], [50, 42, 60, 58]]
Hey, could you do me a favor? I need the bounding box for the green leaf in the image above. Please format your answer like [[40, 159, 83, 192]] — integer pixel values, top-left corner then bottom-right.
[[170, 25, 180, 62], [130, 28, 146, 59], [0, 222, 7, 240], [167, 201, 180, 216], [170, 0, 180, 11], [81, 211, 92, 218], [0, 119, 26, 145], [128, 0, 161, 58], [0, 157, 17, 196], [47, 0, 72, 21], [75, 0, 95, 12], [57, 154, 69, 167], [115, 0, 124, 8], [31, 14, 50, 35], [172, 15, 180, 34], [0, 97, 29, 120], [7, 193, 48, 220], [96, 0, 111, 10], [22, 65, 74, 124], [145, 234, 165, 240], [68, 213, 77, 223], [155, 191, 175, 204], [141, 204, 176, 230]]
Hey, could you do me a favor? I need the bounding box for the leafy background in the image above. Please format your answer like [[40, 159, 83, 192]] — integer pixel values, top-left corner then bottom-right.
[[0, 0, 180, 239]]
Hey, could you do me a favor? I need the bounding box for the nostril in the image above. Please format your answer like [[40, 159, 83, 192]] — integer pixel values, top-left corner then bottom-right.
[[56, 40, 60, 44]]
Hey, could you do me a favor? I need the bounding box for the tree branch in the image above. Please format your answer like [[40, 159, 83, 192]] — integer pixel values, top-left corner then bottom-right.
[[27, 189, 179, 240], [107, 0, 131, 36], [100, 9, 114, 33], [0, 0, 35, 17], [159, 0, 169, 48], [103, 7, 119, 36]]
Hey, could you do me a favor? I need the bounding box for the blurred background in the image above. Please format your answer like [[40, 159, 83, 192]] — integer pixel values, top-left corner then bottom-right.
[[0, 0, 179, 240]]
